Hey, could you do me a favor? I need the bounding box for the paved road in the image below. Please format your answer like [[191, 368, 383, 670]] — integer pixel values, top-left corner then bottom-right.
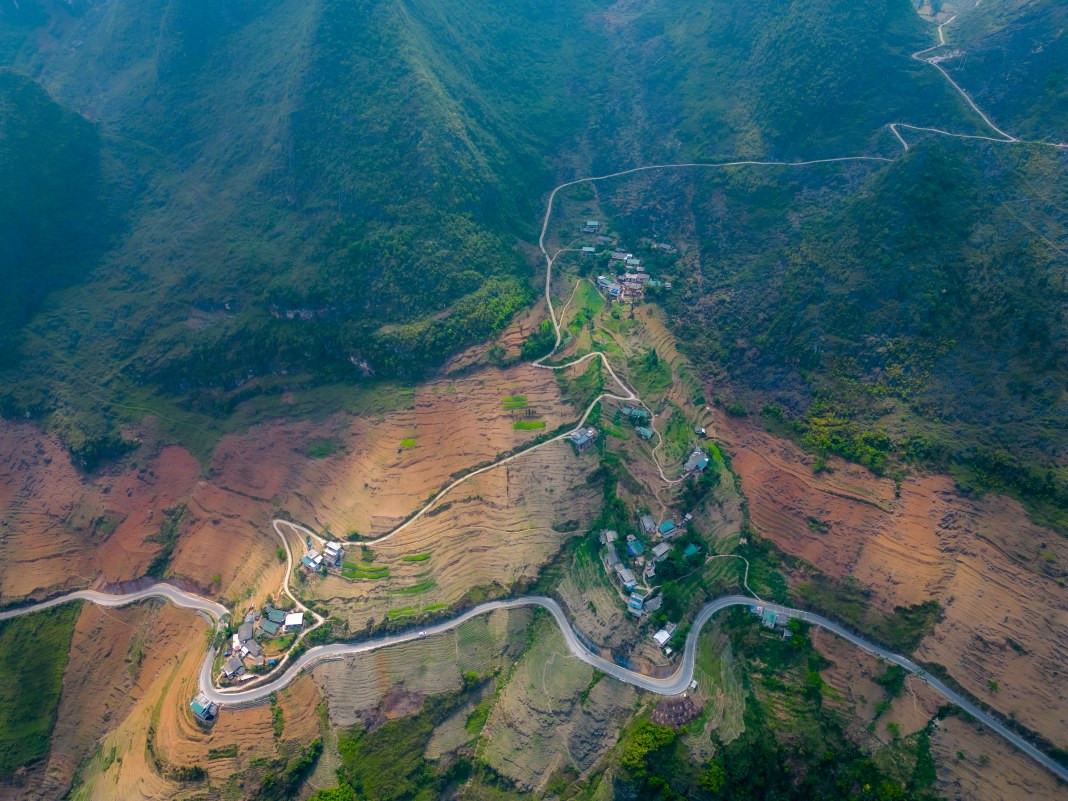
[[0, 584, 228, 622], [193, 592, 1065, 782]]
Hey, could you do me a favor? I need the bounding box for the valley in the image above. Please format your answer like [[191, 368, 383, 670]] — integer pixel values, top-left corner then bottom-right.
[[0, 0, 1065, 799]]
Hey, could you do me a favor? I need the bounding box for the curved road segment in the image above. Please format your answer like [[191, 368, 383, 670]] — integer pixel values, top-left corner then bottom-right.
[[6, 586, 1064, 782]]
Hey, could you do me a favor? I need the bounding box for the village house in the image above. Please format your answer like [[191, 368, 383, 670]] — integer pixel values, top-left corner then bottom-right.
[[621, 405, 652, 426], [614, 563, 637, 591], [651, 542, 672, 562], [610, 250, 630, 261], [639, 514, 656, 537], [604, 545, 621, 567], [596, 275, 621, 298], [694, 425, 707, 438], [238, 621, 254, 643], [652, 622, 677, 650], [324, 540, 345, 567], [644, 595, 663, 613], [625, 256, 642, 268], [223, 655, 245, 679], [599, 529, 618, 545], [570, 426, 598, 450], [683, 449, 710, 474], [636, 426, 654, 441], [657, 519, 678, 538], [581, 245, 596, 258], [683, 543, 701, 559], [627, 592, 646, 616], [583, 220, 601, 234], [626, 536, 645, 557], [302, 549, 325, 572], [190, 692, 219, 724], [284, 611, 305, 632]]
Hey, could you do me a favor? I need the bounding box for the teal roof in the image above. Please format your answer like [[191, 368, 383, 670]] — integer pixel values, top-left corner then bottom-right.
[[683, 543, 700, 557], [264, 605, 286, 624], [260, 619, 281, 636], [635, 426, 654, 440], [658, 520, 676, 534]]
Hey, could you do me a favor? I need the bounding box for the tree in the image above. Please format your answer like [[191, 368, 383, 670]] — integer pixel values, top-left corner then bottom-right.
[[308, 787, 358, 801], [700, 762, 726, 794]]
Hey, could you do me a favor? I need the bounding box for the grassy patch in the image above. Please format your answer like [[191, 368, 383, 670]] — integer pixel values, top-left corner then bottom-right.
[[0, 603, 81, 777], [306, 439, 338, 459], [502, 396, 528, 409], [422, 603, 447, 612], [341, 562, 391, 580], [387, 607, 418, 621], [512, 420, 546, 430], [208, 744, 239, 760], [400, 438, 416, 447], [402, 553, 431, 562]]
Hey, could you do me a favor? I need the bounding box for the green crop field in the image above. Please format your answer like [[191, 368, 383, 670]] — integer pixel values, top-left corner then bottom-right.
[[0, 603, 81, 777], [512, 420, 546, 431]]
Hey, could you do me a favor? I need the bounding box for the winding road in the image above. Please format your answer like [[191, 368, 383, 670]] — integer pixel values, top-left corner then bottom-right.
[[2, 2, 1065, 786], [11, 585, 1066, 782]]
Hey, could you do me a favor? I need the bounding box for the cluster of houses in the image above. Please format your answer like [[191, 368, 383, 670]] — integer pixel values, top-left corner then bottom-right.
[[749, 603, 794, 630], [221, 603, 305, 680], [619, 404, 654, 440], [302, 539, 345, 574], [580, 221, 673, 304]]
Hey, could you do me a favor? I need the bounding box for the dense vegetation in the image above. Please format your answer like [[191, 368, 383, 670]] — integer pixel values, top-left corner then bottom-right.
[[0, 0, 981, 467], [620, 137, 1068, 529], [0, 70, 109, 366], [0, 603, 81, 777], [608, 611, 942, 801]]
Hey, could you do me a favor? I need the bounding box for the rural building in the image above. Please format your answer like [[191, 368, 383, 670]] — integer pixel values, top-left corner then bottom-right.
[[653, 628, 672, 648], [583, 220, 601, 234], [604, 545, 621, 567], [284, 611, 305, 631], [264, 604, 287, 625], [595, 235, 614, 245], [190, 692, 218, 723], [581, 245, 596, 258], [761, 608, 779, 628], [626, 538, 645, 557], [610, 250, 630, 261], [243, 639, 264, 659], [615, 564, 637, 591], [684, 449, 710, 473], [231, 632, 241, 651], [640, 514, 656, 536], [238, 621, 254, 643], [635, 426, 654, 440], [657, 520, 677, 538], [599, 529, 618, 544], [569, 427, 598, 449], [625, 257, 641, 268], [324, 541, 344, 566], [683, 543, 700, 558], [694, 426, 706, 437], [302, 549, 324, 572], [644, 595, 663, 613], [651, 542, 672, 561], [596, 275, 621, 297], [223, 655, 245, 678], [622, 406, 651, 425], [260, 618, 281, 637]]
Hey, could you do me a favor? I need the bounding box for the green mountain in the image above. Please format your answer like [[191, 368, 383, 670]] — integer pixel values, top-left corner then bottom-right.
[[0, 0, 1053, 475], [0, 70, 108, 365]]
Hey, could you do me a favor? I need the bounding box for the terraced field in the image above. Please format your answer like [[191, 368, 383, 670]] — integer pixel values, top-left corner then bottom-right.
[[307, 440, 600, 630], [480, 616, 638, 792], [209, 364, 577, 538]]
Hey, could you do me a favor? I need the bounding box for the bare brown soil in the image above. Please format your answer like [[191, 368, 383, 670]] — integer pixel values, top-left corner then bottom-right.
[[0, 422, 201, 603], [308, 440, 600, 629], [209, 364, 574, 537], [812, 628, 1065, 801], [717, 411, 1068, 746]]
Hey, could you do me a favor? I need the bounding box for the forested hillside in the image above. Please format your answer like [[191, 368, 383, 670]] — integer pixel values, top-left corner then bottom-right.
[[0, 71, 109, 366], [0, 0, 1050, 473]]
